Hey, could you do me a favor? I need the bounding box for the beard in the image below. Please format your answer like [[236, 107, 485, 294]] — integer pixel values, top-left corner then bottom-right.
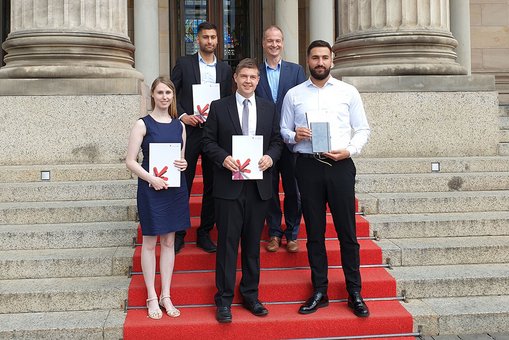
[[309, 66, 331, 80]]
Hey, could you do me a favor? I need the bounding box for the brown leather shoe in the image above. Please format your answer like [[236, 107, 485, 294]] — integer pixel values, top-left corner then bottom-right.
[[286, 240, 299, 253], [266, 236, 281, 252]]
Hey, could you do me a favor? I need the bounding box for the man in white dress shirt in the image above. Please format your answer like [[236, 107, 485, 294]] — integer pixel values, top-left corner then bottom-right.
[[280, 40, 371, 317]]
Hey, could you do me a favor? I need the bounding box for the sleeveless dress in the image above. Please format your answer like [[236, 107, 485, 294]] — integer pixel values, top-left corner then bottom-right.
[[137, 115, 191, 236]]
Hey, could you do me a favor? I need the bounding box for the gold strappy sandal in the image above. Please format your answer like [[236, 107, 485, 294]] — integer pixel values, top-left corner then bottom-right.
[[146, 297, 163, 320], [159, 295, 180, 317]]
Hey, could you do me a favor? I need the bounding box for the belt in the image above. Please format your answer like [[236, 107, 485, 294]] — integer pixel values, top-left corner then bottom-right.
[[297, 153, 316, 159], [297, 153, 333, 166]]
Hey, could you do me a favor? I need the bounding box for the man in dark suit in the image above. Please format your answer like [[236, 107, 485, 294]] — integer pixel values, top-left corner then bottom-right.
[[171, 22, 233, 253], [255, 26, 306, 253], [202, 58, 283, 323]]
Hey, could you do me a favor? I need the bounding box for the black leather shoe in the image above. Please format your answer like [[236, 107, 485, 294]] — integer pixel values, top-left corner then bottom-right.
[[243, 299, 269, 316], [174, 235, 184, 254], [348, 292, 370, 317], [196, 233, 217, 253], [298, 292, 329, 314], [216, 306, 232, 323]]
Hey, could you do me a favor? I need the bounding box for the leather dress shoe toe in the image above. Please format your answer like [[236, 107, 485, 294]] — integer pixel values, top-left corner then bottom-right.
[[348, 292, 370, 317], [298, 292, 329, 314], [174, 236, 184, 254], [243, 300, 268, 316], [216, 306, 232, 323], [266, 236, 281, 252], [196, 234, 217, 253], [286, 240, 299, 253]]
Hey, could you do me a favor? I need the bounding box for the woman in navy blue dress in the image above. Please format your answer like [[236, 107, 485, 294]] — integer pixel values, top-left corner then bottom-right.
[[126, 76, 190, 319]]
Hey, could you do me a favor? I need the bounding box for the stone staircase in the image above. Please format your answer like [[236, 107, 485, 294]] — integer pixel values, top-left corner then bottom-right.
[[500, 105, 509, 156], [0, 156, 508, 338], [355, 156, 509, 335], [0, 164, 137, 339]]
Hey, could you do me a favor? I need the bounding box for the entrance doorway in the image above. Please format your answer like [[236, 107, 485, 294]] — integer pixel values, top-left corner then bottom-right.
[[169, 0, 262, 69]]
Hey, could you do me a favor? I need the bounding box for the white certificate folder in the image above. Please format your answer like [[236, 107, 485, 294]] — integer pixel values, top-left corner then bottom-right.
[[192, 83, 220, 120], [148, 143, 181, 187], [231, 135, 263, 180]]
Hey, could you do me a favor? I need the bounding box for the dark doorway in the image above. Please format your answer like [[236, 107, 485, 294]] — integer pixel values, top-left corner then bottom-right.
[[0, 0, 10, 67], [170, 0, 262, 70]]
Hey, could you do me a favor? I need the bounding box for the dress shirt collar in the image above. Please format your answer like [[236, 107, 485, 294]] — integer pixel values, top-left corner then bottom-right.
[[235, 92, 255, 106], [264, 58, 281, 71], [198, 51, 217, 66], [306, 75, 337, 89]]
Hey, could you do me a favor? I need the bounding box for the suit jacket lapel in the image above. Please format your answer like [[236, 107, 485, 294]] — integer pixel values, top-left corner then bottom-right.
[[215, 61, 222, 83], [276, 60, 288, 104], [192, 53, 201, 83], [255, 97, 268, 136], [259, 64, 272, 99], [227, 96, 243, 135]]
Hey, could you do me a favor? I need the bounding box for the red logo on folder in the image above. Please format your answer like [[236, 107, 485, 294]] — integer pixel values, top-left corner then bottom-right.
[[153, 166, 168, 181], [232, 158, 251, 180]]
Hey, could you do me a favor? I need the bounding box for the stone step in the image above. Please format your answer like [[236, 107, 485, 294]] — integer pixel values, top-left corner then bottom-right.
[[4, 172, 508, 203], [500, 130, 509, 143], [499, 143, 509, 156], [355, 156, 509, 174], [501, 105, 509, 116], [0, 276, 129, 313], [1, 157, 509, 185], [0, 180, 137, 203], [356, 172, 509, 193], [500, 116, 509, 129], [0, 246, 133, 279], [0, 309, 124, 339], [0, 163, 132, 183], [0, 199, 137, 225], [406, 295, 509, 335], [359, 191, 509, 215], [366, 211, 509, 239], [391, 263, 509, 299], [0, 222, 137, 250], [378, 235, 509, 267]]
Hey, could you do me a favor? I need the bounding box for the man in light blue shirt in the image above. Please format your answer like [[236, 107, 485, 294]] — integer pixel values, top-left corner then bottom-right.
[[280, 40, 370, 318], [255, 26, 306, 254]]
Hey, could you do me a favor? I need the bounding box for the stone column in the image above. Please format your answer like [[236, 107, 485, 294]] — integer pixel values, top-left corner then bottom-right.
[[134, 0, 159, 86], [450, 0, 471, 75], [309, 0, 335, 46], [333, 0, 466, 76], [276, 0, 299, 64], [0, 0, 142, 81]]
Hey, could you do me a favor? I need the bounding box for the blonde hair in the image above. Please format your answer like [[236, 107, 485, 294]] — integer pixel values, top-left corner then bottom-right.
[[150, 76, 178, 119]]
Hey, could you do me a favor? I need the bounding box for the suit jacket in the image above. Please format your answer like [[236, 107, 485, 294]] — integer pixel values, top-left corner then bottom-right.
[[170, 53, 233, 137], [255, 60, 307, 114], [202, 95, 283, 200]]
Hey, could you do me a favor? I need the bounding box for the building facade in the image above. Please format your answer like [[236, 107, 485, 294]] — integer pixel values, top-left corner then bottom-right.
[[0, 0, 506, 165]]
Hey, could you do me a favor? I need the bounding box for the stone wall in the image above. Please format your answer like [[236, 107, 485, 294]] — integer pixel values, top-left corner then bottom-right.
[[343, 75, 500, 158], [0, 95, 142, 165], [470, 0, 509, 105]]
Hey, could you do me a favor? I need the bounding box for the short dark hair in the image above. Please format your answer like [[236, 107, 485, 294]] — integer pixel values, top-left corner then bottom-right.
[[235, 58, 259, 75], [197, 22, 217, 34], [307, 40, 332, 56]]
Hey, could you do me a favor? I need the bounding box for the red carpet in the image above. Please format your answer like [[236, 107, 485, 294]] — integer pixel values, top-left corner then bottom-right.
[[124, 172, 414, 339]]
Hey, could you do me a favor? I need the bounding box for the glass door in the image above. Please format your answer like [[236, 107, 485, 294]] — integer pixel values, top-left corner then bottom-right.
[[170, 0, 262, 69], [0, 0, 10, 67]]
